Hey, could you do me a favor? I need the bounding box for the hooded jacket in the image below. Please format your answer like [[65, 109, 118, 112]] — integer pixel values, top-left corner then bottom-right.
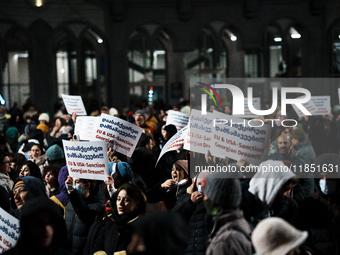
[[3, 197, 71, 255], [50, 165, 69, 212], [10, 176, 47, 218]]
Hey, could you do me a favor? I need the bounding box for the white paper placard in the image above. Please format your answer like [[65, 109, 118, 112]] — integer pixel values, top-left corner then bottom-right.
[[166, 110, 189, 131], [0, 207, 20, 253], [91, 114, 143, 157], [291, 95, 316, 118], [61, 94, 87, 116], [74, 116, 100, 141], [310, 96, 331, 116], [156, 126, 187, 166], [63, 140, 110, 181], [210, 110, 271, 165], [235, 97, 261, 118]]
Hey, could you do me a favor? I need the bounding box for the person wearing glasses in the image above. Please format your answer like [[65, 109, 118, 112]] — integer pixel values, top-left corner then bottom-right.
[[0, 151, 13, 196]]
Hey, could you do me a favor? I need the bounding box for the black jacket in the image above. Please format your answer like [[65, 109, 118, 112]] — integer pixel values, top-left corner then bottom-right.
[[173, 193, 213, 255], [65, 190, 104, 255]]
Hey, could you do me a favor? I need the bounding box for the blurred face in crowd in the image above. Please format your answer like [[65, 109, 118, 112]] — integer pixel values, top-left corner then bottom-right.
[[19, 164, 30, 177], [29, 211, 56, 248], [171, 164, 185, 183], [14, 185, 29, 211], [277, 135, 291, 156], [281, 128, 290, 136], [161, 125, 167, 140], [45, 171, 57, 188], [291, 138, 300, 147], [116, 189, 139, 215], [224, 105, 231, 115], [0, 156, 11, 174], [31, 145, 42, 159], [134, 113, 145, 126]]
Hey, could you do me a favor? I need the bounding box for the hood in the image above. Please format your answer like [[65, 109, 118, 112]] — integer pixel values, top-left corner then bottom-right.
[[55, 165, 69, 206], [249, 160, 296, 208], [11, 176, 47, 211]]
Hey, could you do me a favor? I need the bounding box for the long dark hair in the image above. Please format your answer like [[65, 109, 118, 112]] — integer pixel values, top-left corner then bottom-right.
[[114, 183, 147, 214]]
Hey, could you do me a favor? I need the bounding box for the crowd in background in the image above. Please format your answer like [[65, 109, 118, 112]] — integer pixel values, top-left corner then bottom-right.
[[0, 97, 339, 255]]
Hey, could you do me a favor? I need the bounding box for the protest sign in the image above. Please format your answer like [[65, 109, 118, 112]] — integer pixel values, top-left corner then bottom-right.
[[292, 95, 316, 118], [0, 207, 20, 253], [74, 116, 100, 141], [183, 109, 214, 154], [156, 126, 188, 166], [310, 96, 331, 115], [63, 140, 110, 181], [166, 110, 189, 131], [61, 94, 87, 116], [210, 110, 271, 165], [91, 114, 143, 157], [235, 98, 261, 118]]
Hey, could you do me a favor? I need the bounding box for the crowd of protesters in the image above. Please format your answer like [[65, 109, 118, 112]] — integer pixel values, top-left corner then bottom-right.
[[0, 97, 339, 255]]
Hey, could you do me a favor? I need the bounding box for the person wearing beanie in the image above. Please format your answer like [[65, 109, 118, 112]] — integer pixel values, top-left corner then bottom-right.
[[50, 165, 69, 213], [134, 109, 155, 137], [252, 217, 308, 255], [290, 128, 316, 165], [10, 176, 47, 218], [106, 161, 134, 197], [3, 197, 71, 255], [46, 144, 66, 167], [109, 107, 118, 117], [144, 109, 158, 131], [241, 160, 299, 229], [38, 112, 50, 124], [5, 127, 18, 153], [203, 172, 252, 255]]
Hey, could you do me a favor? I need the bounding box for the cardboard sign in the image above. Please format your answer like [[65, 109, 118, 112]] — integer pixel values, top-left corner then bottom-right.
[[292, 95, 316, 118], [166, 110, 189, 131], [61, 94, 87, 116], [63, 140, 110, 181], [183, 109, 215, 154], [156, 126, 188, 166], [210, 110, 271, 165], [91, 114, 143, 157], [310, 96, 331, 116], [74, 116, 100, 141], [0, 207, 20, 253], [235, 97, 261, 118]]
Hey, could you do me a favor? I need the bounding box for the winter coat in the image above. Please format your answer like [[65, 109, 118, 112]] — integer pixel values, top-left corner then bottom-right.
[[173, 193, 213, 255], [65, 190, 104, 255], [292, 140, 316, 165], [206, 210, 252, 255], [91, 209, 141, 255], [50, 165, 69, 213], [28, 154, 47, 173]]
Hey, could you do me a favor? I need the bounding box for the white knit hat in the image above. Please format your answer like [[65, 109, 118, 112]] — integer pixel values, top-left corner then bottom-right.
[[252, 217, 308, 255], [38, 113, 50, 123]]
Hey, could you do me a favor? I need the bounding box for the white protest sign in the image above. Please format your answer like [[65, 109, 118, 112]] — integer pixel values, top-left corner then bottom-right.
[[292, 95, 316, 118], [183, 109, 214, 154], [166, 110, 189, 131], [210, 110, 271, 165], [310, 96, 331, 115], [91, 114, 143, 157], [0, 207, 20, 253], [61, 94, 87, 116], [156, 126, 187, 166], [63, 140, 109, 181], [75, 116, 100, 140], [235, 98, 261, 118]]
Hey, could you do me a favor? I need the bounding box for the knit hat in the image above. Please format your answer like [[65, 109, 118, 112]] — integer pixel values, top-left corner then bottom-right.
[[46, 144, 64, 161], [24, 123, 37, 137], [204, 172, 241, 210], [290, 128, 306, 142], [38, 113, 50, 123], [5, 127, 18, 139], [109, 107, 118, 116], [252, 217, 308, 255], [135, 110, 145, 119], [109, 162, 134, 182], [333, 105, 340, 113], [180, 105, 191, 115], [174, 160, 189, 176], [14, 180, 25, 189], [37, 123, 48, 133]]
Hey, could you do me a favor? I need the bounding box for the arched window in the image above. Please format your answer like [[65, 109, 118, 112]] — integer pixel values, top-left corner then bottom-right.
[[2, 29, 30, 108]]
